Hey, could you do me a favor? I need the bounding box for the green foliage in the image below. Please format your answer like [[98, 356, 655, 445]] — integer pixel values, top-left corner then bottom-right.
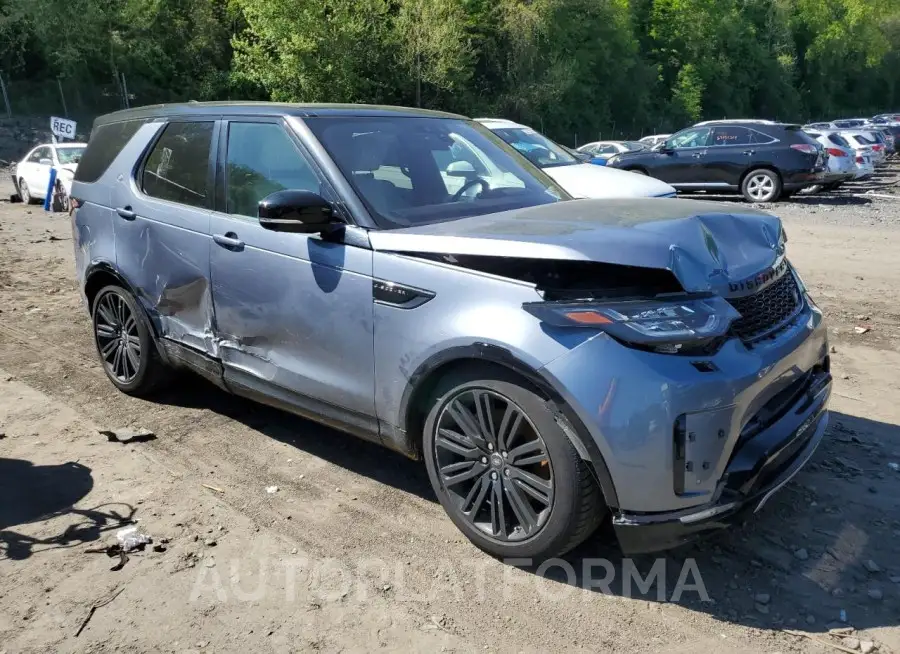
[[2, 0, 898, 142]]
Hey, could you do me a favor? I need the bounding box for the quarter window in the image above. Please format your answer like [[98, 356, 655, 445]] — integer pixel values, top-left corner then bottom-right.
[[75, 119, 147, 183], [225, 122, 320, 218], [710, 126, 751, 146], [142, 121, 214, 208]]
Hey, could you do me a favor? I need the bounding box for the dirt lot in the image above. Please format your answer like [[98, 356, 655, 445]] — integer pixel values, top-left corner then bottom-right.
[[1, 166, 900, 654]]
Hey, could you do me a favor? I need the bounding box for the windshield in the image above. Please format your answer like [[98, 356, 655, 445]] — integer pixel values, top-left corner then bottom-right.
[[304, 116, 567, 229], [490, 127, 579, 169], [55, 146, 85, 165]]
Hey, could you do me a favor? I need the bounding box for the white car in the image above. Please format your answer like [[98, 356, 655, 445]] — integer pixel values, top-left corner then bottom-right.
[[637, 134, 671, 147], [13, 142, 86, 206], [476, 118, 676, 199], [577, 140, 648, 160]]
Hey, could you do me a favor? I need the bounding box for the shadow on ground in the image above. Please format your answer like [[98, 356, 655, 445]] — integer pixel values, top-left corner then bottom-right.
[[0, 457, 135, 560], [149, 373, 900, 634]]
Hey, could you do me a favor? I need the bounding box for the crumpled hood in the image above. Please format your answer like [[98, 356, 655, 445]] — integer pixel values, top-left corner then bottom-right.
[[542, 162, 676, 198], [368, 198, 786, 295]]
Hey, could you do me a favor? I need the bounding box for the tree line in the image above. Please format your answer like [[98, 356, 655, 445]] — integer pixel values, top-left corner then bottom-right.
[[1, 0, 898, 144]]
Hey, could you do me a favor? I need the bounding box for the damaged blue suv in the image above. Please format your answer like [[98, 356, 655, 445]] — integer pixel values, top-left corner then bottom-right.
[[70, 103, 832, 559]]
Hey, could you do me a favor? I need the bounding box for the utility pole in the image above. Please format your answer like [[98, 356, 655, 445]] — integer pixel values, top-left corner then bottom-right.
[[57, 78, 68, 117], [0, 71, 11, 119]]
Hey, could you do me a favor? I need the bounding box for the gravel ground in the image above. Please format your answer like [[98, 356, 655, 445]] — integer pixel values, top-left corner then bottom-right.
[[1, 163, 900, 654]]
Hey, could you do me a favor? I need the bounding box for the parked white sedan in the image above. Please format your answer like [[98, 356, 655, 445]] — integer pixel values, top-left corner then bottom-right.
[[13, 142, 86, 205], [476, 119, 676, 199]]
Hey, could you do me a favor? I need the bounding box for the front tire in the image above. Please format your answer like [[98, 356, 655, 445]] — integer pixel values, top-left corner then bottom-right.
[[741, 169, 782, 203], [423, 364, 606, 560], [91, 285, 167, 396]]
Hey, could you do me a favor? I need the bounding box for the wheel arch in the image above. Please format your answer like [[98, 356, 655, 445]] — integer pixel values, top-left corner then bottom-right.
[[84, 262, 167, 360], [398, 343, 620, 509]]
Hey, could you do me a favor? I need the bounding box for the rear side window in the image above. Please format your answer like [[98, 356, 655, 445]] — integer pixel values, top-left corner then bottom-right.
[[142, 122, 214, 208], [74, 119, 147, 183], [711, 126, 751, 146], [828, 134, 850, 148]]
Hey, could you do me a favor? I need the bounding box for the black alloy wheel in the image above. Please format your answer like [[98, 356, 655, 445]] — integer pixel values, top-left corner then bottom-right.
[[91, 285, 167, 396], [433, 388, 554, 541], [94, 290, 142, 384], [423, 364, 606, 560]]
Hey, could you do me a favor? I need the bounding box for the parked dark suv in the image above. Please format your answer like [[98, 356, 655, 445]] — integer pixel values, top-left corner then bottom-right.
[[607, 121, 826, 203]]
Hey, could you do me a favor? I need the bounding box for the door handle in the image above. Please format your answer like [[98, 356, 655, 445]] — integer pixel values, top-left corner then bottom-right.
[[213, 232, 244, 250], [691, 152, 705, 158], [116, 206, 136, 220], [742, 150, 756, 156]]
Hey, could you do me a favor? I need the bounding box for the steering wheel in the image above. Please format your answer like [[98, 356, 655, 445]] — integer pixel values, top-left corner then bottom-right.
[[452, 177, 488, 201]]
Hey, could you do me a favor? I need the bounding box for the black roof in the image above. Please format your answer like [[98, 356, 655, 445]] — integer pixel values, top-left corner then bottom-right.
[[94, 101, 467, 127]]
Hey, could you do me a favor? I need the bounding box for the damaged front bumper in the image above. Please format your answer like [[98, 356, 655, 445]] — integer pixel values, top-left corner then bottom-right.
[[612, 367, 831, 554]]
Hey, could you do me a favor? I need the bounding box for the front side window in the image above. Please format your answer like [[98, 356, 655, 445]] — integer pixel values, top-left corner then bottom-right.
[[304, 116, 566, 229], [667, 128, 711, 149], [710, 126, 751, 146], [142, 122, 214, 208], [490, 127, 578, 168], [225, 122, 320, 218]]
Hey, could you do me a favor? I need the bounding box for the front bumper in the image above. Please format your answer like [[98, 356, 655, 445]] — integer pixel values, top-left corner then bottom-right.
[[613, 368, 831, 553]]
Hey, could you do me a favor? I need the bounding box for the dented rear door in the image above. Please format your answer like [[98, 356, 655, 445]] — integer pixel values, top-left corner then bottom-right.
[[113, 119, 218, 354]]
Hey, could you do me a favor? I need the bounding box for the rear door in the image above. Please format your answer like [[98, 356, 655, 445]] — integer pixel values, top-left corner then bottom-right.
[[113, 119, 218, 354], [704, 126, 755, 186]]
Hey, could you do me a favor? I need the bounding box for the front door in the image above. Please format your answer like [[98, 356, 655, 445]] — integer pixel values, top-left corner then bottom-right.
[[654, 127, 712, 186], [208, 118, 376, 422]]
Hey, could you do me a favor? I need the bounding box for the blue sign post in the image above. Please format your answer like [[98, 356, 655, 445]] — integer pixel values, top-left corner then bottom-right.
[[43, 167, 57, 212]]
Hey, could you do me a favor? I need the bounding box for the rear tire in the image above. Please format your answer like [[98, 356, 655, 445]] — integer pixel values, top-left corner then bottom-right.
[[91, 285, 168, 397], [18, 178, 35, 204], [423, 364, 606, 561], [741, 169, 782, 203]]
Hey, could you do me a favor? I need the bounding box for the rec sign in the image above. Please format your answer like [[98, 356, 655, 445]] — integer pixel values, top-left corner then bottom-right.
[[50, 116, 77, 140]]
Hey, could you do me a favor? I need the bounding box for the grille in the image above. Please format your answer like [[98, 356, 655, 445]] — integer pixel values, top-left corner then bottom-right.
[[728, 272, 802, 342]]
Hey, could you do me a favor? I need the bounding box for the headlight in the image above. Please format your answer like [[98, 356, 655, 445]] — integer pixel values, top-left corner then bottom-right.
[[523, 295, 741, 354]]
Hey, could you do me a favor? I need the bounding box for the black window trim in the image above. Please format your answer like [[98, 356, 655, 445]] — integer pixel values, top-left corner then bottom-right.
[[135, 116, 220, 211], [214, 115, 353, 225]]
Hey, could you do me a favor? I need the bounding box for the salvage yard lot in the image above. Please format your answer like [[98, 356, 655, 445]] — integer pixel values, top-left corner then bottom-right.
[[1, 170, 900, 653]]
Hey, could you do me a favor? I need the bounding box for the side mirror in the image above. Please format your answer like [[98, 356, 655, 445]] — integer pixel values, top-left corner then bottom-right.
[[258, 190, 342, 234], [39, 158, 53, 166], [446, 161, 476, 177]]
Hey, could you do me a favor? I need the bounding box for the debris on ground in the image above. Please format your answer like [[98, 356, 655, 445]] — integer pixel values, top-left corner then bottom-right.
[[74, 586, 126, 637], [854, 326, 870, 335], [202, 483, 224, 493], [265, 485, 279, 494], [864, 559, 881, 573], [116, 525, 152, 552], [100, 428, 157, 444]]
